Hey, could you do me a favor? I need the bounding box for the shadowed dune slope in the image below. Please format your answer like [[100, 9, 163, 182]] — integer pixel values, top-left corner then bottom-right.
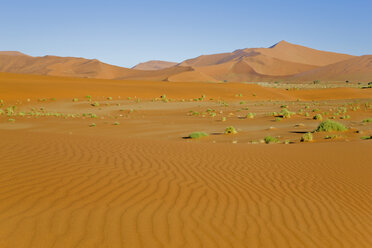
[[132, 60, 178, 70], [0, 130, 371, 247], [290, 55, 372, 82]]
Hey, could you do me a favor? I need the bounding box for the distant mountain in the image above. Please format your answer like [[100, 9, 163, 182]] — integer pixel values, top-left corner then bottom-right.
[[132, 60, 178, 70], [0, 42, 369, 82]]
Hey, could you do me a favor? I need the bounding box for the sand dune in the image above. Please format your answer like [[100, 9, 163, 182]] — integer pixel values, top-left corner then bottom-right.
[[256, 40, 353, 66], [132, 60, 178, 70], [173, 41, 356, 82], [0, 53, 190, 81], [291, 55, 372, 82], [1, 41, 365, 83]]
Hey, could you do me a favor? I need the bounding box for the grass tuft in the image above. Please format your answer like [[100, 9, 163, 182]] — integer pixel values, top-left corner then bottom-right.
[[188, 132, 208, 139], [264, 136, 279, 144], [314, 119, 347, 132], [300, 132, 313, 142], [224, 126, 237, 134]]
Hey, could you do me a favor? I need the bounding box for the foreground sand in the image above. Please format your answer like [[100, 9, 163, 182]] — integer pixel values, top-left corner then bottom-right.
[[0, 73, 372, 247], [0, 130, 371, 247]]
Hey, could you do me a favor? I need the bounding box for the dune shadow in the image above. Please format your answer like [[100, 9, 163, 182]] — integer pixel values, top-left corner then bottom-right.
[[210, 132, 224, 136], [290, 131, 311, 134]]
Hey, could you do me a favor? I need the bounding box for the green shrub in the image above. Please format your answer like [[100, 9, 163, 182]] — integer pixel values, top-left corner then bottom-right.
[[91, 102, 100, 107], [313, 114, 323, 120], [315, 119, 347, 132], [360, 136, 372, 140], [300, 132, 313, 142], [340, 115, 350, 119], [89, 123, 96, 127], [264, 136, 279, 144], [362, 118, 372, 123], [246, 113, 255, 119], [188, 132, 208, 139], [224, 126, 237, 134], [279, 108, 294, 118]]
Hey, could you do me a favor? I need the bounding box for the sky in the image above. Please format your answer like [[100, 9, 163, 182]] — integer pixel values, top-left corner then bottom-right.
[[1, 0, 371, 68]]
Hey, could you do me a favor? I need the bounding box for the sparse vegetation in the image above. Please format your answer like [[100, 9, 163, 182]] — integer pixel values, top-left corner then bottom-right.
[[224, 126, 237, 134], [313, 114, 323, 120], [278, 108, 294, 118], [246, 113, 255, 119], [300, 132, 313, 142], [315, 119, 347, 132], [360, 135, 372, 140], [188, 132, 208, 139], [264, 136, 279, 144]]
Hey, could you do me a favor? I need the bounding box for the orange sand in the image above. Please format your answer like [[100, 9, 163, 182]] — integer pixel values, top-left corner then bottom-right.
[[0, 73, 371, 247]]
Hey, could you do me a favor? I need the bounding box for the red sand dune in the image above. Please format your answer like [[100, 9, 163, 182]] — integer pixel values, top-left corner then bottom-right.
[[0, 41, 370, 83], [291, 55, 372, 82], [132, 60, 178, 70]]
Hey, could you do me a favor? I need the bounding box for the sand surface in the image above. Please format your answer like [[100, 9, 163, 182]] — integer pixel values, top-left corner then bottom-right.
[[0, 131, 371, 248], [0, 73, 372, 247]]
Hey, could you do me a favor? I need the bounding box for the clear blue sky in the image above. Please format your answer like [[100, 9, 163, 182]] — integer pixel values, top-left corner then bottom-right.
[[1, 0, 371, 67]]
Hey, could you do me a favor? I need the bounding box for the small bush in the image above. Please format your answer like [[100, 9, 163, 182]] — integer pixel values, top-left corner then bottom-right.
[[72, 98, 78, 102], [246, 113, 255, 119], [315, 119, 347, 132], [224, 126, 237, 134], [188, 132, 208, 139], [362, 118, 372, 123], [264, 136, 279, 144], [279, 108, 294, 118], [360, 136, 372, 140], [300, 132, 313, 142], [313, 114, 323, 120], [89, 123, 96, 127]]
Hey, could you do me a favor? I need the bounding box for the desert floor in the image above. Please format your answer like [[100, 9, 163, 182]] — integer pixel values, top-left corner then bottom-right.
[[0, 73, 371, 247]]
